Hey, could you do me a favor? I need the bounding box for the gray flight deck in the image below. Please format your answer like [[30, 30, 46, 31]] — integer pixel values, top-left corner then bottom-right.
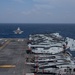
[[0, 38, 31, 75]]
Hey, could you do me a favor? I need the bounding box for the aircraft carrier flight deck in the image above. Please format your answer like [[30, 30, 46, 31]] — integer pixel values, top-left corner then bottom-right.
[[0, 38, 34, 75]]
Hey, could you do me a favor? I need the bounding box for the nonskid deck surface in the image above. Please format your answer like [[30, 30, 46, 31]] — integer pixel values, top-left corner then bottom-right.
[[0, 38, 32, 75]]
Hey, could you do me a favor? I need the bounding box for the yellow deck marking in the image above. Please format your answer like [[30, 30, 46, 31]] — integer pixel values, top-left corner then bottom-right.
[[0, 39, 11, 50], [0, 65, 16, 68]]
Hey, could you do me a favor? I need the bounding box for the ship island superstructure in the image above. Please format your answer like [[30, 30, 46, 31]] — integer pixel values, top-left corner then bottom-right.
[[26, 33, 75, 75]]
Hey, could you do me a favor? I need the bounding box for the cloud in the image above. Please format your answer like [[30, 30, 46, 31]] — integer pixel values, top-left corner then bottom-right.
[[21, 8, 52, 16], [1, 0, 75, 23], [34, 4, 54, 10], [21, 11, 31, 15], [33, 0, 51, 3], [21, 0, 53, 16], [33, 0, 58, 5], [33, 0, 56, 11], [13, 0, 24, 3], [33, 0, 75, 13]]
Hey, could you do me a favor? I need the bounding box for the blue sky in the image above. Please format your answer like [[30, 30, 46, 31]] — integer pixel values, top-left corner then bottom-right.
[[0, 0, 75, 23]]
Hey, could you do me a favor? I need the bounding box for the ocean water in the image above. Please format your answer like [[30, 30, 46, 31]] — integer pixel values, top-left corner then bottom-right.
[[0, 23, 75, 38]]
